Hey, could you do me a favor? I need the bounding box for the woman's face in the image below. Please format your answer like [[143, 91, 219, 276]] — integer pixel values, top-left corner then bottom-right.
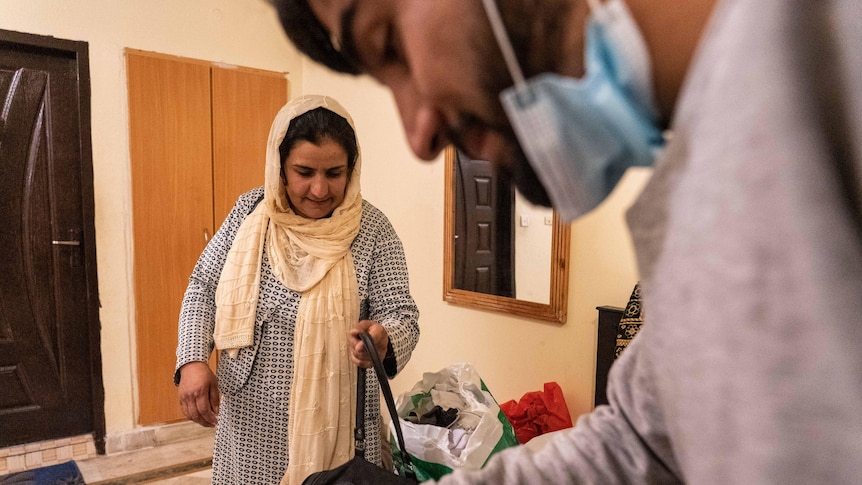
[[283, 138, 350, 219]]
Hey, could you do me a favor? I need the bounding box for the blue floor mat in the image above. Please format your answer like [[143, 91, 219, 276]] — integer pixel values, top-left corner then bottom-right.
[[0, 461, 85, 484]]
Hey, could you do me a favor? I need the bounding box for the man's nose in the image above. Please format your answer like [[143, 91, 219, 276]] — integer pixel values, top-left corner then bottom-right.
[[392, 83, 449, 161]]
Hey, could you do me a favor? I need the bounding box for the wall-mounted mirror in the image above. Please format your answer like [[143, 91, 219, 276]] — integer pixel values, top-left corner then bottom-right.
[[443, 146, 570, 323]]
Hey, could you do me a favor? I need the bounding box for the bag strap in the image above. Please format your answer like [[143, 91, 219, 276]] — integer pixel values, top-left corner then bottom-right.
[[247, 191, 265, 216], [355, 365, 368, 458], [357, 332, 417, 480]]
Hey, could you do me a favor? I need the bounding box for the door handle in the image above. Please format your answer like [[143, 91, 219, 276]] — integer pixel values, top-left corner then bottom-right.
[[52, 240, 81, 246]]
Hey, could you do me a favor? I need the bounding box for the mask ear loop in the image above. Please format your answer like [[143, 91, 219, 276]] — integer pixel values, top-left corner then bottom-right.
[[482, 0, 604, 106], [480, 0, 529, 102]]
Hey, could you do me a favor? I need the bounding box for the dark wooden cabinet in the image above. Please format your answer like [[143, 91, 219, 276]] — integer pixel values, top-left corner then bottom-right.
[[595, 306, 624, 407]]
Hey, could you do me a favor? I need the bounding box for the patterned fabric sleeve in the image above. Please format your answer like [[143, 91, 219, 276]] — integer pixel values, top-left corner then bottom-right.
[[615, 282, 644, 359], [174, 187, 264, 385], [362, 202, 420, 377]]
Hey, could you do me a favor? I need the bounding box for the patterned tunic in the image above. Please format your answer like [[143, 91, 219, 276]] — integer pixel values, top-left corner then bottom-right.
[[175, 187, 420, 484]]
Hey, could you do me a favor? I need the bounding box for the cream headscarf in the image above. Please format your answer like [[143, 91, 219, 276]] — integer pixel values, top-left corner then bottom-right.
[[212, 95, 362, 484]]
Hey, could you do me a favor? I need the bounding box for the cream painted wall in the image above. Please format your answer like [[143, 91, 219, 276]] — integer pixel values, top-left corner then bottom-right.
[[0, 0, 301, 437], [300, 61, 651, 420]]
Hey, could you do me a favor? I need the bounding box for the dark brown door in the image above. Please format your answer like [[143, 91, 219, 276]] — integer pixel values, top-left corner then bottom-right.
[[0, 30, 103, 450], [453, 150, 515, 297]]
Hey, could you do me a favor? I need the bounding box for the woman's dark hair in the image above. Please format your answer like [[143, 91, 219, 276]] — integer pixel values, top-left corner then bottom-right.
[[279, 107, 358, 179]]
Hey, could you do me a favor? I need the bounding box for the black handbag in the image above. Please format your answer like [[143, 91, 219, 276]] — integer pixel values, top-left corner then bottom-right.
[[302, 332, 418, 485]]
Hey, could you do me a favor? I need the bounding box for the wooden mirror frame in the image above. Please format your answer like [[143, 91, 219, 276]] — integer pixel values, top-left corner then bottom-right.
[[443, 146, 571, 323]]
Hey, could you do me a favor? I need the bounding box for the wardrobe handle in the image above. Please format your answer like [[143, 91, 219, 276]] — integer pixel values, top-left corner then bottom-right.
[[204, 229, 210, 243]]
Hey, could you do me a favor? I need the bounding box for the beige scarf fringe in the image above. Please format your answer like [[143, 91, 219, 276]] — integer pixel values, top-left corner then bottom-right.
[[212, 95, 363, 484]]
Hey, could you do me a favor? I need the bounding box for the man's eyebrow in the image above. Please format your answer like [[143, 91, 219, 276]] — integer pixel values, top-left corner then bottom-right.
[[337, 3, 364, 71]]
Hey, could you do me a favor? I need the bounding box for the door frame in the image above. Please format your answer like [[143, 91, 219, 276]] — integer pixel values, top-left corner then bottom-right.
[[0, 29, 105, 453]]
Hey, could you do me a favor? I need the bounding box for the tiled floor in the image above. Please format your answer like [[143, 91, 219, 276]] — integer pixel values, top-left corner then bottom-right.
[[76, 432, 214, 484], [143, 466, 212, 484], [0, 421, 217, 483]]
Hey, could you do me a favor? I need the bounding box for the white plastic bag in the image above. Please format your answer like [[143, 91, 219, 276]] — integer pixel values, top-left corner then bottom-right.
[[390, 363, 519, 481]]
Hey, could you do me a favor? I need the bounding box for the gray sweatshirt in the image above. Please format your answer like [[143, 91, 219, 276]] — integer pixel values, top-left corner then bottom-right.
[[435, 0, 862, 483]]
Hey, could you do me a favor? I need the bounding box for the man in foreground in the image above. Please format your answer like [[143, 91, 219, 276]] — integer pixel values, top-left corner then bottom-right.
[[273, 0, 862, 482]]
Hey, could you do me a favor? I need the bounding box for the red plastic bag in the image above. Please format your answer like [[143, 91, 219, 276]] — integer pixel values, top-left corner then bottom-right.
[[500, 382, 574, 444]]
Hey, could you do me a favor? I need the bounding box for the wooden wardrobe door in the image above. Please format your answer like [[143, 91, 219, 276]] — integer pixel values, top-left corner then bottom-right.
[[211, 67, 287, 227], [127, 52, 214, 425]]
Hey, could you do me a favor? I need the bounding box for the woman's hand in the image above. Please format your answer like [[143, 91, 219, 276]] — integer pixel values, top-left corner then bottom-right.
[[348, 320, 390, 368], [178, 361, 220, 427]]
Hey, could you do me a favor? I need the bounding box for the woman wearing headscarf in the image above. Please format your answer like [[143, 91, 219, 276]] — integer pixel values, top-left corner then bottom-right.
[[174, 95, 420, 484]]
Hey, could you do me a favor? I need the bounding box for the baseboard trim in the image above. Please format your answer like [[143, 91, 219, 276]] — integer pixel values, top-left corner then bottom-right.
[[104, 421, 213, 455]]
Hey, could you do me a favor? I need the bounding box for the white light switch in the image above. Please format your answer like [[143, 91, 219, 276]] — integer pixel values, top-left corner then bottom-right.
[[520, 215, 530, 227]]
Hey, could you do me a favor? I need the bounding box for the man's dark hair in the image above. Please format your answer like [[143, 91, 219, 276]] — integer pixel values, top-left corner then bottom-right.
[[271, 0, 361, 75], [279, 107, 359, 180]]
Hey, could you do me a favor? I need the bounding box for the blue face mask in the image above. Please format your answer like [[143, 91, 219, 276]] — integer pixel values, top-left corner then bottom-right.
[[482, 0, 665, 222]]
